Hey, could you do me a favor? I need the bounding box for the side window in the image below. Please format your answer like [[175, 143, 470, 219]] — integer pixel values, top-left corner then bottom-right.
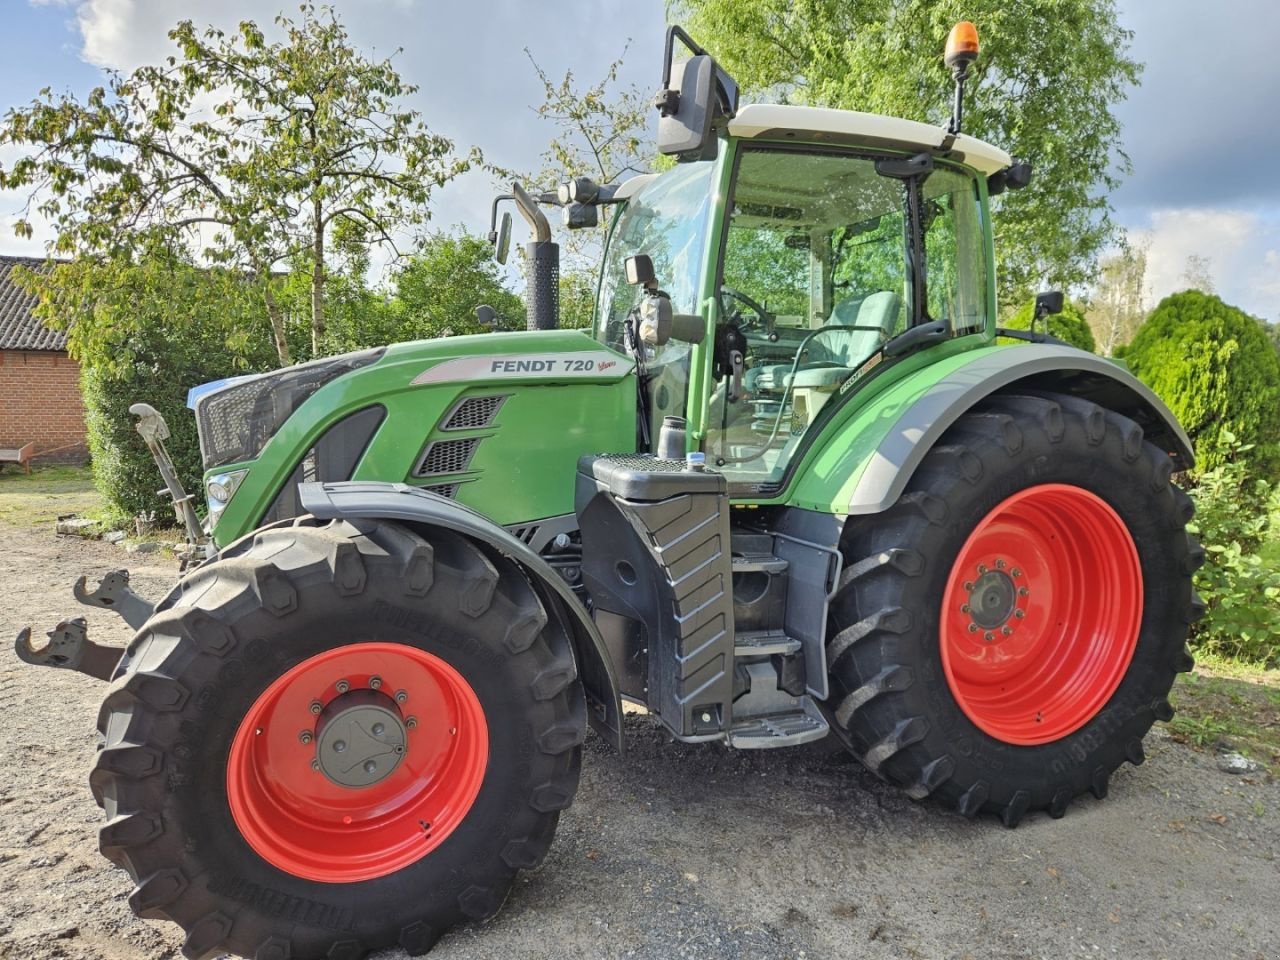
[[923, 170, 987, 335]]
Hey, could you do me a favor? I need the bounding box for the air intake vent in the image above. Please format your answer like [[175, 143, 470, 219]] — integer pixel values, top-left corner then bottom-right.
[[442, 395, 507, 431], [423, 482, 462, 499], [414, 437, 480, 477]]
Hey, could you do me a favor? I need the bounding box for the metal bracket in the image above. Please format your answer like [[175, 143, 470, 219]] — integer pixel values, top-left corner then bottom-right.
[[73, 569, 155, 631], [14, 617, 123, 681]]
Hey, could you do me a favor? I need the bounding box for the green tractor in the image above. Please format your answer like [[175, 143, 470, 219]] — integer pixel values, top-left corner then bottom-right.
[[15, 23, 1202, 960]]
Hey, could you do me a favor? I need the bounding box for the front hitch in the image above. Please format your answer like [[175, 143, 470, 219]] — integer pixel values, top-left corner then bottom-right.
[[15, 618, 123, 681]]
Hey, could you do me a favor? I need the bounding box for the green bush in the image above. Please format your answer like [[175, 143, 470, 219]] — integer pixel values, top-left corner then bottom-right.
[[1187, 438, 1280, 666], [1001, 298, 1097, 352], [1124, 291, 1280, 474], [23, 256, 277, 524]]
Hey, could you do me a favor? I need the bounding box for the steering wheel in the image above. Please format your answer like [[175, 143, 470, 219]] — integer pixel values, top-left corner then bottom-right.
[[720, 286, 776, 337]]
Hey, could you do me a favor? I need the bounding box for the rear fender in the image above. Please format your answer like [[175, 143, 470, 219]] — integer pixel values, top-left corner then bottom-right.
[[299, 480, 623, 750], [789, 344, 1194, 516]]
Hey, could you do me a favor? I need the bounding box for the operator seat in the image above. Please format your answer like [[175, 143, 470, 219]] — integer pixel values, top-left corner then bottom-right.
[[748, 290, 900, 393]]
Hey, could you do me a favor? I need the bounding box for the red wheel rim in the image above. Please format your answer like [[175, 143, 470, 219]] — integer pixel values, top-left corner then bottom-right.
[[227, 642, 488, 882], [940, 484, 1142, 746]]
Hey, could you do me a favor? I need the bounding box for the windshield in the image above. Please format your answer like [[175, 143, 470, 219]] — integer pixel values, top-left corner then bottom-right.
[[708, 146, 988, 486], [596, 163, 715, 444]]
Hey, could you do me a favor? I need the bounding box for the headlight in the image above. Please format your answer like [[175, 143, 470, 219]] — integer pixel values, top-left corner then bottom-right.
[[206, 469, 248, 526], [193, 347, 385, 469]]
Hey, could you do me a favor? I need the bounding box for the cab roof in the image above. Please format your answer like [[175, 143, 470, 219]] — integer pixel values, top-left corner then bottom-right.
[[727, 103, 1012, 176]]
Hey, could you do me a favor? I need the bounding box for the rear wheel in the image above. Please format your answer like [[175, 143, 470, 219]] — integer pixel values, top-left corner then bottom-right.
[[92, 518, 585, 959], [825, 393, 1203, 825]]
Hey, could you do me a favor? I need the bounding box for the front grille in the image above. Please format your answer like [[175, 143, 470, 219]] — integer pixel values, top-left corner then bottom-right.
[[441, 395, 507, 431], [413, 437, 481, 477]]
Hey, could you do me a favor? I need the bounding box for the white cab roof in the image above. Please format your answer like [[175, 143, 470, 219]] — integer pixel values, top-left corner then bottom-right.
[[728, 104, 1012, 175]]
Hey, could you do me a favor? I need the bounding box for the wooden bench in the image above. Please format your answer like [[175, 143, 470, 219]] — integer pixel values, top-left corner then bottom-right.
[[0, 442, 36, 474]]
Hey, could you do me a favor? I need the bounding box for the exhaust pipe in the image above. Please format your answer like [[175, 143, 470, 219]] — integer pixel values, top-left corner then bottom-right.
[[511, 181, 560, 331]]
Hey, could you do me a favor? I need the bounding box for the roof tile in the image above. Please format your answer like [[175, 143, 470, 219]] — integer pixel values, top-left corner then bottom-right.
[[0, 255, 68, 351]]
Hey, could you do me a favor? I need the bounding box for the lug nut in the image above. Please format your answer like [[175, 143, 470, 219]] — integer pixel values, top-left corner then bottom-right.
[[984, 631, 995, 642], [298, 730, 313, 744], [310, 759, 320, 771], [395, 689, 408, 704], [1011, 568, 1022, 578], [996, 559, 1006, 569], [369, 675, 382, 690], [977, 564, 988, 574], [1018, 586, 1030, 597], [960, 603, 970, 614], [335, 679, 350, 694], [963, 581, 974, 591], [1014, 609, 1026, 619], [1001, 626, 1013, 636], [968, 623, 979, 634], [309, 700, 323, 715], [406, 716, 418, 729]]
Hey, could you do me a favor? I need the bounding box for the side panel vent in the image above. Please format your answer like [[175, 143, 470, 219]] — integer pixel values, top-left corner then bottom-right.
[[441, 394, 507, 431], [414, 437, 481, 477], [510, 524, 540, 545], [423, 482, 462, 499]]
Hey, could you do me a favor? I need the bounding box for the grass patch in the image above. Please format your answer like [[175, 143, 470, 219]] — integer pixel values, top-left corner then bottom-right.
[[1169, 655, 1280, 772], [0, 463, 102, 528]]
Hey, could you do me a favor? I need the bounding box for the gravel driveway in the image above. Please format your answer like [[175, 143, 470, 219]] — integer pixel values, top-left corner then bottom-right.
[[1, 527, 1276, 960]]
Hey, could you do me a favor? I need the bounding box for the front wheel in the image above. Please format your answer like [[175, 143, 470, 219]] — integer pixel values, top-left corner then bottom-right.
[[91, 518, 585, 959], [825, 393, 1203, 825]]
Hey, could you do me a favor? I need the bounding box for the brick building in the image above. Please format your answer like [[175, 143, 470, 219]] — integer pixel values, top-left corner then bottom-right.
[[0, 255, 87, 464]]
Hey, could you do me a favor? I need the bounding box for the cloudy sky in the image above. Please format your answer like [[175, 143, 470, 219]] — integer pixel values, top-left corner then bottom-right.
[[2, 0, 1278, 320]]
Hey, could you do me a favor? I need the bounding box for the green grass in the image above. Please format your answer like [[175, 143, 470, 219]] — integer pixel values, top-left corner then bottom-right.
[[0, 463, 101, 528], [1169, 655, 1280, 772]]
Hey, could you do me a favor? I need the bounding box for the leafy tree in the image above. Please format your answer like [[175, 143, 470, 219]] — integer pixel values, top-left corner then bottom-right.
[[16, 252, 277, 521], [1001, 298, 1096, 352], [1124, 291, 1280, 474], [1087, 240, 1149, 357], [515, 46, 654, 330], [389, 234, 524, 341], [0, 4, 471, 363], [675, 0, 1142, 302]]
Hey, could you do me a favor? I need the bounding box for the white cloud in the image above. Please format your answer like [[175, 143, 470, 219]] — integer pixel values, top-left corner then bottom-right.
[[1127, 208, 1280, 321]]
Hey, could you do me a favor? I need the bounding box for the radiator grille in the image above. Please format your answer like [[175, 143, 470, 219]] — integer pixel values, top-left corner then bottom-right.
[[442, 395, 507, 431], [414, 437, 480, 477]]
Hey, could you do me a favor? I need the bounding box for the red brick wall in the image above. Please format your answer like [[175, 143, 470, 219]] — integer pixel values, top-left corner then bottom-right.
[[0, 350, 88, 463]]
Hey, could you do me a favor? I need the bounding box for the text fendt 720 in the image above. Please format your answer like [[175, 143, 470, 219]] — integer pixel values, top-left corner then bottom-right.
[[15, 23, 1202, 960]]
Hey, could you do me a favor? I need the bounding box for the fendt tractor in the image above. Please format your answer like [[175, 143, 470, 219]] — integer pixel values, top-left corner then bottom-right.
[[15, 23, 1202, 960]]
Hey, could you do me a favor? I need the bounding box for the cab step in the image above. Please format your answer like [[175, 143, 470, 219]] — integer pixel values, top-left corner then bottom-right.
[[731, 554, 789, 575], [729, 698, 829, 749], [733, 630, 802, 658]]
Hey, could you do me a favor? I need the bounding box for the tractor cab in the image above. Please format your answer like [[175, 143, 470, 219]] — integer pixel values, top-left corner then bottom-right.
[[595, 114, 1006, 491]]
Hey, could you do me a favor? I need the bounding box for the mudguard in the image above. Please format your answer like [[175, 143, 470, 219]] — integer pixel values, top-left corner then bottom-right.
[[788, 343, 1194, 516], [299, 480, 624, 749]]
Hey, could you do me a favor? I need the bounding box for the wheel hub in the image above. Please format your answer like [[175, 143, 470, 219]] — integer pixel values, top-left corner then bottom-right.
[[967, 569, 1016, 628], [314, 689, 407, 787]]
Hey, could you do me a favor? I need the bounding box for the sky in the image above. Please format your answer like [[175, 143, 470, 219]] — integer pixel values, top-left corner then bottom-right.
[[1, 0, 1278, 320]]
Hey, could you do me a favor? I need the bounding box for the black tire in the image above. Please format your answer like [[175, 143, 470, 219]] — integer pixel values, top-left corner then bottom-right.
[[825, 392, 1204, 826], [91, 517, 585, 959]]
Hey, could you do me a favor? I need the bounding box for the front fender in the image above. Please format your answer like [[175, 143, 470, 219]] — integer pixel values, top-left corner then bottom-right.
[[788, 343, 1194, 516], [299, 480, 623, 750]]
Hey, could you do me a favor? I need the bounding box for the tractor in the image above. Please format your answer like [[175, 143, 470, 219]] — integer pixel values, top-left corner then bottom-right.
[[14, 22, 1202, 960]]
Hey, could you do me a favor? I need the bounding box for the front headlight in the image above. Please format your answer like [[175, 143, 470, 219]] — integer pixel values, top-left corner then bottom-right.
[[206, 469, 248, 526]]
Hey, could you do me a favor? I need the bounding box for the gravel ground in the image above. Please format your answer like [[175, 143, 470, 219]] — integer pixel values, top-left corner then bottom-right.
[[1, 526, 1277, 960]]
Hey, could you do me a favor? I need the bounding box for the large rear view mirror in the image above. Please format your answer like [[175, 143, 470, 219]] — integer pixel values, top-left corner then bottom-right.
[[655, 27, 739, 162], [493, 210, 511, 265]]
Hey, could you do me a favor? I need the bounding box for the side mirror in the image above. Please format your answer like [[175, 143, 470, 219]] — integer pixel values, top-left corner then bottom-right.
[[492, 210, 511, 264], [1034, 290, 1064, 321], [625, 254, 657, 290], [654, 27, 738, 162]]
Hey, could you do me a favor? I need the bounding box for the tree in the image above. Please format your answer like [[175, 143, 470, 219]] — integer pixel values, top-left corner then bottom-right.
[[388, 234, 524, 341], [1001, 298, 1096, 352], [1124, 291, 1280, 475], [514, 46, 653, 329], [16, 251, 277, 521], [0, 4, 471, 363], [675, 0, 1142, 303], [1087, 240, 1149, 356], [1181, 253, 1215, 294]]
